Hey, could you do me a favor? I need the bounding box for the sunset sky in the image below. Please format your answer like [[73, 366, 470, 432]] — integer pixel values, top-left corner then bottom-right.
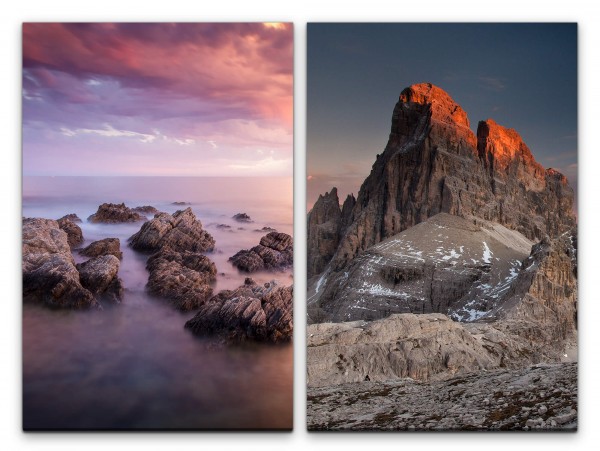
[[23, 23, 293, 176], [307, 23, 577, 209]]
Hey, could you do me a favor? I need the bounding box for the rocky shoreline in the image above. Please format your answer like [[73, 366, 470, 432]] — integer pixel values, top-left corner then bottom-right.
[[308, 362, 577, 431], [22, 203, 293, 343]]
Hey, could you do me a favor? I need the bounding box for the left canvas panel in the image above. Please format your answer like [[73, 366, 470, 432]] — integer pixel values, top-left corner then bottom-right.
[[22, 22, 294, 430]]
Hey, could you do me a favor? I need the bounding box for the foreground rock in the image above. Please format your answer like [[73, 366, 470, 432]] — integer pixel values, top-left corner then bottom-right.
[[88, 203, 146, 223], [76, 255, 124, 302], [57, 217, 83, 247], [146, 248, 217, 311], [185, 279, 293, 342], [129, 208, 215, 253], [229, 232, 293, 272], [22, 218, 97, 308], [307, 362, 577, 431], [79, 238, 123, 259]]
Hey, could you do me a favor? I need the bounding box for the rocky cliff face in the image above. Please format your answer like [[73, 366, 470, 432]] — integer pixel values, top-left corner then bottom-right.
[[308, 83, 576, 274], [312, 213, 533, 323]]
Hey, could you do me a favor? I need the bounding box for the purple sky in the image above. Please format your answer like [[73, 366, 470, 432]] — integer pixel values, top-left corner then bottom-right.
[[23, 23, 293, 177]]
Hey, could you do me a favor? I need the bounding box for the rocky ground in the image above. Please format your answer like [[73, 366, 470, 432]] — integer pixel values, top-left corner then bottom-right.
[[307, 362, 577, 431]]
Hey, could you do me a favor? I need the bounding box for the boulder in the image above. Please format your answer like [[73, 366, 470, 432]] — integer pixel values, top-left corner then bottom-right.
[[88, 202, 146, 223], [79, 237, 123, 259], [58, 213, 82, 223], [22, 218, 97, 308], [185, 280, 293, 342], [57, 217, 83, 247], [145, 247, 217, 311], [76, 255, 123, 302], [132, 205, 159, 215], [233, 212, 252, 222], [129, 208, 215, 254], [229, 232, 293, 272]]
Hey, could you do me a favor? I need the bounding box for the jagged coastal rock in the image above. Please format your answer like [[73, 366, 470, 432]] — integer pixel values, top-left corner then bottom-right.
[[88, 203, 146, 223], [185, 279, 293, 342], [57, 216, 84, 248], [76, 255, 124, 302], [145, 248, 217, 311], [308, 83, 575, 275], [229, 232, 293, 272], [79, 237, 123, 260], [129, 208, 215, 253], [22, 218, 97, 308]]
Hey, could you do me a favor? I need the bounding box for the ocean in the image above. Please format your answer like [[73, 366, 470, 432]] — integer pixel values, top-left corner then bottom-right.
[[22, 176, 293, 429]]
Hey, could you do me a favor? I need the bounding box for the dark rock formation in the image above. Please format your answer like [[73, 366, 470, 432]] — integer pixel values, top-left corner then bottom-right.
[[145, 247, 217, 311], [76, 255, 123, 302], [185, 279, 293, 342], [129, 208, 215, 254], [58, 213, 82, 223], [255, 226, 277, 233], [22, 218, 97, 308], [216, 224, 232, 230], [233, 212, 252, 222], [132, 205, 159, 215], [79, 237, 123, 259], [57, 217, 83, 247], [229, 232, 293, 272], [172, 201, 189, 206], [308, 83, 576, 274], [88, 203, 146, 223]]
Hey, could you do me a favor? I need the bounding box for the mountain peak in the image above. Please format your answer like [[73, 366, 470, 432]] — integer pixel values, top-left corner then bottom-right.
[[399, 83, 470, 129], [477, 119, 536, 167]]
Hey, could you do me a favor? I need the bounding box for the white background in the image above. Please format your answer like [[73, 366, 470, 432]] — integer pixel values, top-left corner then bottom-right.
[[2, 0, 599, 449]]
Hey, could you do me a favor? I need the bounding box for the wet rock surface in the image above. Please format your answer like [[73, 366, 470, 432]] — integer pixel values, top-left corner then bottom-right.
[[22, 218, 97, 308], [229, 232, 293, 272], [79, 237, 123, 259], [57, 217, 83, 248], [76, 255, 123, 302], [185, 279, 293, 342], [88, 203, 146, 223], [146, 247, 217, 311], [307, 362, 577, 431], [129, 208, 215, 254]]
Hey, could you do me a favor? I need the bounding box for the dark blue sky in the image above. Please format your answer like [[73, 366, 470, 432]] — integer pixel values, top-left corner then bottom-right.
[[307, 23, 577, 208]]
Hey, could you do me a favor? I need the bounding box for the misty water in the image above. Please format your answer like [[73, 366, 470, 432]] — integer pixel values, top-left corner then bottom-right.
[[22, 176, 293, 430]]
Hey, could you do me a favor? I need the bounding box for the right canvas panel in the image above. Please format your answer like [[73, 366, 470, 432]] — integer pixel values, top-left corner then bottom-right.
[[306, 23, 578, 431]]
